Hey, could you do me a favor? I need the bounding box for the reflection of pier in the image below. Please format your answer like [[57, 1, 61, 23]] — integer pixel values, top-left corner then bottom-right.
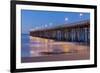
[[30, 20, 90, 43]]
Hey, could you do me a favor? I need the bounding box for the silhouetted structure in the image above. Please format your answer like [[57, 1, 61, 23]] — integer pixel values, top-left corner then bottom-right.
[[30, 20, 90, 43]]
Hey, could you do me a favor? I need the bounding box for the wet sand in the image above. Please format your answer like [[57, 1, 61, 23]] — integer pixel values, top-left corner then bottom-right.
[[21, 36, 90, 63], [22, 52, 90, 62]]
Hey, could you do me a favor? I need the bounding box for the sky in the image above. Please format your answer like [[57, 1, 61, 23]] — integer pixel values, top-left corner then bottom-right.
[[21, 10, 90, 34]]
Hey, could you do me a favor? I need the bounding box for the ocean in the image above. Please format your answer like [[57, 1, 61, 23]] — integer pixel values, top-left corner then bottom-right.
[[21, 34, 30, 57]]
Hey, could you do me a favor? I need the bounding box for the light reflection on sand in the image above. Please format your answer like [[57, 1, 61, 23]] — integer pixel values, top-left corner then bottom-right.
[[29, 36, 90, 58]]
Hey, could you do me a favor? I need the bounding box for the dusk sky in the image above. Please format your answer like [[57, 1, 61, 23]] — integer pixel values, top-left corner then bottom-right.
[[21, 10, 90, 34]]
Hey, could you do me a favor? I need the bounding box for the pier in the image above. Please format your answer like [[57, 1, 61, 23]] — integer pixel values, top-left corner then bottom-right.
[[21, 20, 90, 63]]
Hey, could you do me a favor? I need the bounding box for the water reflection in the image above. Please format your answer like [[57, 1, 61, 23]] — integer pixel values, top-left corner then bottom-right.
[[29, 36, 90, 57]]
